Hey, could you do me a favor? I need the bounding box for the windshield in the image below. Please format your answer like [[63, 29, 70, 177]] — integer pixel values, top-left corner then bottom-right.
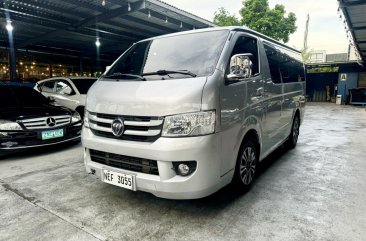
[[71, 78, 97, 94], [106, 30, 229, 80], [0, 86, 49, 108]]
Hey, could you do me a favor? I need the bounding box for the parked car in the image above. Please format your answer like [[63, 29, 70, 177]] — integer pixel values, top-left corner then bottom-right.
[[0, 85, 82, 156], [82, 26, 306, 199], [34, 77, 97, 117]]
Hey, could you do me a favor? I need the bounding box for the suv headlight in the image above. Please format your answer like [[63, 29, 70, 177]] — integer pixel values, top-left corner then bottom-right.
[[0, 120, 22, 131], [71, 112, 81, 123], [83, 110, 90, 128], [162, 111, 215, 137]]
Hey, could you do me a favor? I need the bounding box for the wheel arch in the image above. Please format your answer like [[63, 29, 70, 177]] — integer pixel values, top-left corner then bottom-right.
[[240, 129, 260, 159]]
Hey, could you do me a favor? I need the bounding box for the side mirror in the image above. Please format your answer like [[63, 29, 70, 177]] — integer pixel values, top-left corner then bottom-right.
[[226, 53, 254, 84]]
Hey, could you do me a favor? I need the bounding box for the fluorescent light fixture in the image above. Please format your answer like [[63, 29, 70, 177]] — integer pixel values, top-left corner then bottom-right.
[[95, 37, 101, 47], [6, 20, 13, 32]]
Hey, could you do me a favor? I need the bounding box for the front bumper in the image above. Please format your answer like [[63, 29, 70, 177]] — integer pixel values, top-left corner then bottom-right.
[[0, 123, 82, 150], [82, 127, 224, 199]]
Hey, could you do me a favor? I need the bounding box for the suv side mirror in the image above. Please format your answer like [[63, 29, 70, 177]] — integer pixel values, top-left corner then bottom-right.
[[226, 53, 254, 84]]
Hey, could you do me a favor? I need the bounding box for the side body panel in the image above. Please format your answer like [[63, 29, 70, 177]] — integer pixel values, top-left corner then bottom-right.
[[217, 32, 265, 176]]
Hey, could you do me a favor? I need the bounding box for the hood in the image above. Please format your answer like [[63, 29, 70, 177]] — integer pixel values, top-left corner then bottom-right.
[[0, 105, 72, 122], [86, 77, 207, 116]]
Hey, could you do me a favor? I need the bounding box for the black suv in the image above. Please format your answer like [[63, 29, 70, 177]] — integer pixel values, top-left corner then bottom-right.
[[0, 85, 82, 155]]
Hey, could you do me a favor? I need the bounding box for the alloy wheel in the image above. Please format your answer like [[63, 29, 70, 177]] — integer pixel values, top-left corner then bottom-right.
[[240, 146, 256, 185]]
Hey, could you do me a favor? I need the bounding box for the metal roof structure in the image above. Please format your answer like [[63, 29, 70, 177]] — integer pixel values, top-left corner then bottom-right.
[[339, 0, 366, 65], [0, 0, 215, 66]]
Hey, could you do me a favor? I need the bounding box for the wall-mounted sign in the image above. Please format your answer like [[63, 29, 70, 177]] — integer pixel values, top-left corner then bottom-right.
[[340, 73, 347, 81], [306, 66, 339, 74]]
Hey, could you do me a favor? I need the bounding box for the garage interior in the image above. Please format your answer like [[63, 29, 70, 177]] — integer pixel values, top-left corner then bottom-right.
[[0, 0, 214, 81]]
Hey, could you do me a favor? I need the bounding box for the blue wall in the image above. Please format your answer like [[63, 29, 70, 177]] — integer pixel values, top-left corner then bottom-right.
[[337, 72, 358, 102]]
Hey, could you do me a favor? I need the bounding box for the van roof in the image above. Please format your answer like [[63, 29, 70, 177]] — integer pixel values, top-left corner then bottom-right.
[[139, 26, 301, 54]]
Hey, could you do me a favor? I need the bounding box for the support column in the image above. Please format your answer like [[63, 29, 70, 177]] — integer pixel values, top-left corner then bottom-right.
[[79, 57, 83, 76], [8, 47, 17, 81], [49, 64, 52, 78]]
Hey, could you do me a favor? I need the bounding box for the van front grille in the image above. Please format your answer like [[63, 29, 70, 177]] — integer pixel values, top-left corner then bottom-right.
[[89, 149, 159, 175], [88, 112, 163, 142]]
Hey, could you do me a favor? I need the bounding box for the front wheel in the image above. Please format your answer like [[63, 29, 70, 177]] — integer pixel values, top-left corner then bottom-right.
[[286, 115, 300, 149], [232, 139, 258, 192]]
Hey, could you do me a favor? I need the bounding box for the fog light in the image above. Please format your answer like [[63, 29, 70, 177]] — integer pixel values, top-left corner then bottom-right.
[[178, 164, 190, 176], [173, 161, 197, 176]]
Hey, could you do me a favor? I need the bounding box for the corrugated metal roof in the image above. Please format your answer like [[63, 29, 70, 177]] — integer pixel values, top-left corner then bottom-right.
[[339, 0, 366, 65], [0, 0, 216, 66]]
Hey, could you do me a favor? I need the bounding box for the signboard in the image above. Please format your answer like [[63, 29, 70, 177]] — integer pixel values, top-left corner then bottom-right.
[[306, 66, 339, 74], [340, 73, 347, 81]]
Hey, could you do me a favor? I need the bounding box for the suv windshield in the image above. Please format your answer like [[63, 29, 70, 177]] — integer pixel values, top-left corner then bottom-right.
[[105, 30, 229, 80]]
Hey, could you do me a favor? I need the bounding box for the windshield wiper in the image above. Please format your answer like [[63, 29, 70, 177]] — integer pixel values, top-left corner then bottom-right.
[[142, 70, 197, 77], [102, 73, 146, 81]]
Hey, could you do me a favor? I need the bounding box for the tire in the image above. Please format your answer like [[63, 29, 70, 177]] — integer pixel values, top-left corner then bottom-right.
[[232, 139, 258, 192], [286, 114, 300, 149]]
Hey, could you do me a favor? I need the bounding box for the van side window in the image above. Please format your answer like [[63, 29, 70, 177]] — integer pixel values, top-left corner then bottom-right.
[[264, 43, 304, 84], [230, 36, 259, 75]]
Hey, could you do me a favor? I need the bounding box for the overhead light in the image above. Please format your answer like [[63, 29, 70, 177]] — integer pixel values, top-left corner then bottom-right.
[[128, 2, 131, 11], [102, 0, 105, 6], [148, 10, 151, 18], [95, 37, 101, 47], [6, 20, 13, 32]]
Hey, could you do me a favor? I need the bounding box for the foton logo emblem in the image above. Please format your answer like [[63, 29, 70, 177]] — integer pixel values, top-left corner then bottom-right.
[[111, 118, 124, 137]]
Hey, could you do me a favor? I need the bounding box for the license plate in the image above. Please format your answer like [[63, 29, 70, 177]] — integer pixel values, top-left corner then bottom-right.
[[41, 129, 64, 140], [102, 169, 135, 190]]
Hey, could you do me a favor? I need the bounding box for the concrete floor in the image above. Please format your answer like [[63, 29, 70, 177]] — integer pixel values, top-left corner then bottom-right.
[[1, 103, 366, 241]]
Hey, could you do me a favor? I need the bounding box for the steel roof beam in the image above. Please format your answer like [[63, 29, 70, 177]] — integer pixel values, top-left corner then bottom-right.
[[1, 1, 77, 25], [59, 0, 105, 13], [17, 1, 145, 48], [353, 26, 366, 30], [339, 2, 365, 62], [339, 0, 366, 7], [77, 1, 146, 28]]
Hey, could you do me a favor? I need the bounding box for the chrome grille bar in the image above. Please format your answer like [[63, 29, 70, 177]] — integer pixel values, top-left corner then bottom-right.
[[88, 112, 163, 142], [21, 115, 71, 130]]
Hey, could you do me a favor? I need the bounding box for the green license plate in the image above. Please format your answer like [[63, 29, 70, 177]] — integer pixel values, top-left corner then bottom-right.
[[41, 129, 64, 140]]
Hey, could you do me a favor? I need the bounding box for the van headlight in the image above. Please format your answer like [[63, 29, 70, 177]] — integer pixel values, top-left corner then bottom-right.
[[71, 112, 81, 123], [162, 111, 215, 137], [83, 110, 90, 128], [0, 120, 22, 131]]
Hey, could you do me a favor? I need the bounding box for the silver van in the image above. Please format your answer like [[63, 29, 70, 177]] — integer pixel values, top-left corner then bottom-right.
[[82, 27, 305, 199]]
